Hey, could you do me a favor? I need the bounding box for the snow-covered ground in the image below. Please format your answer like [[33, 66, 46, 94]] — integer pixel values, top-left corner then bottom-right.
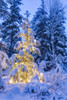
[[0, 66, 67, 100], [0, 77, 67, 100], [0, 51, 67, 100]]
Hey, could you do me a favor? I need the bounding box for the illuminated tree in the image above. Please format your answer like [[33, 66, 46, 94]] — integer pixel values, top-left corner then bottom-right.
[[9, 19, 45, 84]]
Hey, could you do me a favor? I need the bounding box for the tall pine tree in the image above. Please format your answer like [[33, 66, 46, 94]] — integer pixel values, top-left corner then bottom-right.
[[1, 0, 22, 57], [0, 0, 8, 51], [48, 0, 67, 71], [32, 0, 49, 64]]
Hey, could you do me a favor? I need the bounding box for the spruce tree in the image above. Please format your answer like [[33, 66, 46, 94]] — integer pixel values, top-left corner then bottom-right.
[[48, 0, 67, 70], [0, 0, 8, 51], [9, 20, 44, 84], [1, 0, 22, 57], [32, 0, 49, 64]]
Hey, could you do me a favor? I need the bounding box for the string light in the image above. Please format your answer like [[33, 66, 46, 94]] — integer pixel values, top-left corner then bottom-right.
[[9, 20, 45, 84]]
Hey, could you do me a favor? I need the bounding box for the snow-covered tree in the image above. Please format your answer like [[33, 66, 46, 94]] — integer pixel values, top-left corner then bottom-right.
[[9, 19, 45, 84], [32, 0, 67, 71], [0, 0, 8, 50], [1, 0, 22, 57], [32, 0, 49, 64], [48, 0, 67, 70]]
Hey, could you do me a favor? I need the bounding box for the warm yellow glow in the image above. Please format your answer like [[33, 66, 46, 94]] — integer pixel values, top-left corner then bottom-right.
[[40, 73, 43, 77], [9, 20, 44, 84], [9, 79, 13, 84]]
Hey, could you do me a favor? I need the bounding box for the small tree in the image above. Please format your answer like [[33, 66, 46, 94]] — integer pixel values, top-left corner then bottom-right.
[[9, 19, 45, 84], [24, 10, 31, 20]]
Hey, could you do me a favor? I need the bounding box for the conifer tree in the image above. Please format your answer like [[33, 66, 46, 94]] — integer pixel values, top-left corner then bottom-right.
[[1, 0, 22, 57], [32, 0, 49, 64], [0, 0, 8, 51], [9, 19, 44, 84], [48, 0, 67, 70], [32, 0, 67, 71]]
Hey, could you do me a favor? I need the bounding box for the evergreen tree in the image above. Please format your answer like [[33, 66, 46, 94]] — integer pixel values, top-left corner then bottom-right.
[[48, 0, 67, 70], [32, 0, 67, 71], [32, 0, 49, 64], [9, 20, 44, 84], [1, 0, 22, 57], [0, 0, 8, 51]]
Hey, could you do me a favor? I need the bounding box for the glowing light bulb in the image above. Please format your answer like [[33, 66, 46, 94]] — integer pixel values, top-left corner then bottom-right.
[[9, 79, 13, 84], [40, 73, 43, 77]]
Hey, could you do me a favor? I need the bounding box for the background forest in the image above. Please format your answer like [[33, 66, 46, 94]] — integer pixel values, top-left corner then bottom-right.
[[0, 0, 67, 100]]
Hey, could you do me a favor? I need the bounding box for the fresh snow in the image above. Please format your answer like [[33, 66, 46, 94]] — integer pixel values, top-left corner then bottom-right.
[[0, 64, 67, 100]]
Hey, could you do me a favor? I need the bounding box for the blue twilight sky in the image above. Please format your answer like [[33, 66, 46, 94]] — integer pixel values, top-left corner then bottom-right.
[[20, 0, 67, 33], [20, 0, 41, 20]]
